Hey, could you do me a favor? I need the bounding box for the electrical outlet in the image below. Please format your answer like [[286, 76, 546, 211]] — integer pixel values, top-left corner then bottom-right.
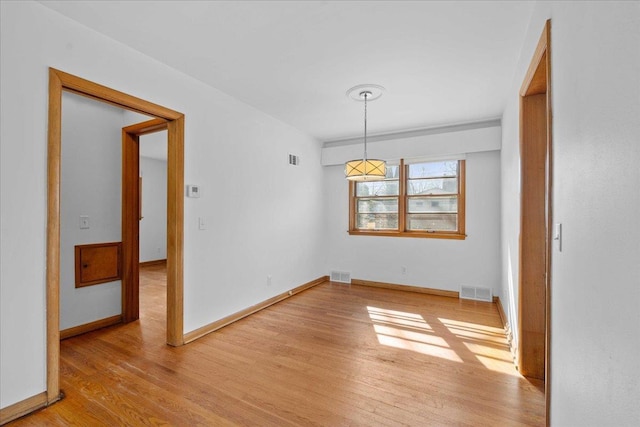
[[267, 275, 272, 286], [401, 266, 407, 275]]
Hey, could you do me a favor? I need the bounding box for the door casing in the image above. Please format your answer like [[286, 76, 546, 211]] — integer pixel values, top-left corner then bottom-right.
[[517, 19, 552, 425], [122, 118, 168, 323], [46, 68, 185, 404]]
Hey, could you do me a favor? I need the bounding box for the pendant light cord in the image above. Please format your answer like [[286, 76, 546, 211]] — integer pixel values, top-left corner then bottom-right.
[[344, 85, 385, 180], [363, 91, 368, 162]]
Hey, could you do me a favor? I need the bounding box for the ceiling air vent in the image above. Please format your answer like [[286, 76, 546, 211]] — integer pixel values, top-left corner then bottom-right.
[[330, 271, 351, 284], [460, 285, 492, 302], [288, 154, 299, 166]]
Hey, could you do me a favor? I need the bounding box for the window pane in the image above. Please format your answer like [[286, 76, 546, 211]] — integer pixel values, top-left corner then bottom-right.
[[356, 180, 399, 196], [407, 196, 458, 213], [385, 165, 400, 179], [408, 161, 458, 179], [407, 214, 458, 231], [357, 198, 398, 213], [357, 213, 398, 230], [407, 177, 458, 195]]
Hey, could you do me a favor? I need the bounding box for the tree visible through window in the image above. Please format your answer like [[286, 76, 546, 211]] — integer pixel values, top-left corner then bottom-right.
[[349, 159, 465, 239], [354, 165, 399, 230]]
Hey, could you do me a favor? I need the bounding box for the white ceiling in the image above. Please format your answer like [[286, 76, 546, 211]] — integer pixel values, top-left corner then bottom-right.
[[40, 1, 535, 142]]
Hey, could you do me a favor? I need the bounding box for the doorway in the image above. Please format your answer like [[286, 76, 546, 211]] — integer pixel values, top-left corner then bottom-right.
[[122, 119, 168, 323], [46, 68, 184, 404], [517, 19, 552, 421]]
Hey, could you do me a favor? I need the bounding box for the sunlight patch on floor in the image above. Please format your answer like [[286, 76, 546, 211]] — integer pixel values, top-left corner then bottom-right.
[[375, 332, 464, 362], [439, 317, 519, 376], [367, 306, 463, 362], [438, 318, 504, 335], [367, 307, 432, 330], [462, 342, 520, 376]]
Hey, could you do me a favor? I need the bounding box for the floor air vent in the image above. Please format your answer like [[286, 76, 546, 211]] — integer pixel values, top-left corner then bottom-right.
[[330, 271, 351, 284], [460, 285, 492, 302]]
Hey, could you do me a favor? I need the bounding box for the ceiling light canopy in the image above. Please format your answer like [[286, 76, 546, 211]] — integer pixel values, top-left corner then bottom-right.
[[344, 84, 386, 181]]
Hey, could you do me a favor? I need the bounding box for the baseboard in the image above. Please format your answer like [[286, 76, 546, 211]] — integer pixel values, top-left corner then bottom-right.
[[60, 314, 122, 340], [183, 275, 329, 344], [0, 391, 48, 425], [140, 259, 167, 267], [493, 296, 517, 366], [494, 296, 507, 329], [351, 278, 459, 299]]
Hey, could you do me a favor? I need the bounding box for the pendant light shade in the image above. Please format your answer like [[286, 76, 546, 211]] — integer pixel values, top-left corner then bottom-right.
[[345, 159, 386, 181], [344, 84, 386, 181]]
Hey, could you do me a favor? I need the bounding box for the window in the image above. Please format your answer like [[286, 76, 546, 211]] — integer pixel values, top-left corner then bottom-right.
[[349, 159, 465, 239]]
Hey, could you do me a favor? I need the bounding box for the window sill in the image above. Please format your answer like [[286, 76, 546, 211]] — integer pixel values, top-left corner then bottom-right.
[[348, 230, 466, 240]]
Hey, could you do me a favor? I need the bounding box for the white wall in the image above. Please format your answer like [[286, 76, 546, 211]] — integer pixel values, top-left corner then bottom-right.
[[323, 125, 502, 295], [59, 92, 123, 330], [501, 2, 640, 425], [140, 154, 167, 262], [139, 127, 168, 161], [0, 0, 325, 409]]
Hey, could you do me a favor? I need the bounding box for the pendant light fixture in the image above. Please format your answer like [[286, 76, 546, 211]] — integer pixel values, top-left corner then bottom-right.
[[344, 84, 386, 181]]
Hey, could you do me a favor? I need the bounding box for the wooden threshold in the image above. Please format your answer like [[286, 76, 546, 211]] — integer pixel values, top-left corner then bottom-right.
[[60, 315, 123, 340], [183, 275, 329, 344], [351, 278, 460, 299]]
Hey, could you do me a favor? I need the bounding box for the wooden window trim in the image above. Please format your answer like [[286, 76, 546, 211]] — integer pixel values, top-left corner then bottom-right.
[[398, 159, 407, 232], [349, 159, 466, 239]]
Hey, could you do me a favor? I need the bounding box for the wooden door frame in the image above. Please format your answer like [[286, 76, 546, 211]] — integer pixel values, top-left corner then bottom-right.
[[518, 19, 552, 423], [122, 118, 168, 323], [46, 68, 184, 404]]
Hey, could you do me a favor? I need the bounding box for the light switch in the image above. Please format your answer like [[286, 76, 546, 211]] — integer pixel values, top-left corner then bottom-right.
[[554, 223, 562, 252], [79, 215, 90, 229], [198, 217, 206, 230]]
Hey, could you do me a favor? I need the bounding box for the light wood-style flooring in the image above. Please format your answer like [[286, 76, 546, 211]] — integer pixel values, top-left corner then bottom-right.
[[12, 264, 544, 426]]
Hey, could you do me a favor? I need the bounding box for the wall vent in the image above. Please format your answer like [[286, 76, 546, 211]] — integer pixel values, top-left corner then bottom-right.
[[288, 154, 299, 166], [460, 285, 492, 302], [330, 271, 351, 284]]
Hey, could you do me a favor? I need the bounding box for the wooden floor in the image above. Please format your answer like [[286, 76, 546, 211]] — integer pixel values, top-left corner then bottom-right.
[[12, 264, 545, 426]]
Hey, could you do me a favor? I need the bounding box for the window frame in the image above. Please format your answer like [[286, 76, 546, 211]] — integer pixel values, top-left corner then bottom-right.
[[349, 159, 466, 239]]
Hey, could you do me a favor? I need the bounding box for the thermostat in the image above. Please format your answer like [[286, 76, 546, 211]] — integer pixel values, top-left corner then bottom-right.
[[186, 184, 200, 198]]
